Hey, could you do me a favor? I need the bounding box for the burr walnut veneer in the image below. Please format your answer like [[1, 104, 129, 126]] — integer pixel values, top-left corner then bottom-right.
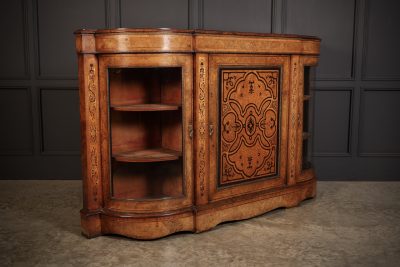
[[75, 28, 320, 239]]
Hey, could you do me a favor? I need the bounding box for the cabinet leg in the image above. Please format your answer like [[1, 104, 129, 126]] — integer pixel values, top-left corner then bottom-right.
[[80, 210, 102, 238]]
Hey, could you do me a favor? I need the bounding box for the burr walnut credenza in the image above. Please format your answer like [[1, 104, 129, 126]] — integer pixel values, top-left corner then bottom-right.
[[75, 28, 320, 239]]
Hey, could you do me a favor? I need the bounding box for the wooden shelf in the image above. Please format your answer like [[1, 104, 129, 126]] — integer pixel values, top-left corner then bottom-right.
[[111, 103, 181, 112], [113, 148, 182, 163], [114, 193, 182, 201]]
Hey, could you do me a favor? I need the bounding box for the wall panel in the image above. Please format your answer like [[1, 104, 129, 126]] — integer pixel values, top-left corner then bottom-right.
[[313, 89, 352, 156], [120, 0, 189, 29], [0, 0, 29, 79], [362, 0, 400, 80], [203, 0, 272, 32], [358, 89, 400, 155], [0, 88, 33, 154], [0, 0, 399, 180], [36, 0, 107, 78], [40, 88, 80, 154], [285, 0, 356, 80]]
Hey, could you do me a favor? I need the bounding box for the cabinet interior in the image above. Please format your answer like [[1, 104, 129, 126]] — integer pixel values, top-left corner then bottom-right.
[[108, 67, 184, 200]]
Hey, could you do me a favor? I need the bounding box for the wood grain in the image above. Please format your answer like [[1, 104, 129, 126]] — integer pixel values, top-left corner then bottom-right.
[[113, 148, 181, 163], [76, 28, 320, 240], [111, 104, 181, 112]]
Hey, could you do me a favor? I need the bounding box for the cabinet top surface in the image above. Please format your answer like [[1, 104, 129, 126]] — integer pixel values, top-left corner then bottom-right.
[[75, 28, 320, 41], [75, 28, 320, 55]]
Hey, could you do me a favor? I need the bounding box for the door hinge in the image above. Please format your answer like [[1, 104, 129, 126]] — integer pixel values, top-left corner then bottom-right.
[[188, 123, 193, 139], [209, 124, 214, 136]]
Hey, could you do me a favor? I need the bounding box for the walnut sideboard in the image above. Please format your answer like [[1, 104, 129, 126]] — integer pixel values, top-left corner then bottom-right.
[[75, 28, 320, 239]]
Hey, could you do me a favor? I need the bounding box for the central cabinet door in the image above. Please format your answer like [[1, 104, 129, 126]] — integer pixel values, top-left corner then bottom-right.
[[208, 55, 290, 202], [98, 54, 193, 213]]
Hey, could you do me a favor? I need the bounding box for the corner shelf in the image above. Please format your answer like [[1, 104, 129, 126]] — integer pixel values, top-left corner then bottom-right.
[[108, 67, 184, 201], [111, 103, 181, 112], [113, 148, 182, 163]]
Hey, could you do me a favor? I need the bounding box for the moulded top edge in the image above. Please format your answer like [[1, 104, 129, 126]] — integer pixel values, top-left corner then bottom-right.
[[74, 28, 321, 41], [74, 28, 193, 35]]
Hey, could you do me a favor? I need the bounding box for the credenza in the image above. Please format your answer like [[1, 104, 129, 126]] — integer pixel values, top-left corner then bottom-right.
[[75, 28, 320, 239]]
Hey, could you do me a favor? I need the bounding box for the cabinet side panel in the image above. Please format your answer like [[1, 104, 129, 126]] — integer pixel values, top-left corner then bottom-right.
[[295, 62, 305, 179], [78, 54, 88, 208], [194, 54, 210, 205], [297, 56, 319, 182], [287, 55, 301, 186], [78, 53, 103, 211]]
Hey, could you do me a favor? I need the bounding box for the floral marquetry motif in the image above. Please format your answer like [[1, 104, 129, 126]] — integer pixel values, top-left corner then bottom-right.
[[219, 69, 280, 185], [87, 63, 99, 203]]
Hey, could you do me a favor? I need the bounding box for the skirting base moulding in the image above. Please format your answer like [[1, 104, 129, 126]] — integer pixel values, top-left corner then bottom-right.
[[75, 28, 320, 239]]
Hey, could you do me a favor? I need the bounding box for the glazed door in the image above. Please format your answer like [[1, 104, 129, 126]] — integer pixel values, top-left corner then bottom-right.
[[98, 54, 194, 213], [207, 55, 290, 202]]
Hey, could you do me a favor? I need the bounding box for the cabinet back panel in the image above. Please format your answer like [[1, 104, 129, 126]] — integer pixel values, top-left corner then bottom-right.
[[109, 68, 182, 106], [162, 111, 183, 152], [110, 111, 161, 154], [161, 68, 182, 105], [112, 161, 183, 199], [109, 69, 160, 105]]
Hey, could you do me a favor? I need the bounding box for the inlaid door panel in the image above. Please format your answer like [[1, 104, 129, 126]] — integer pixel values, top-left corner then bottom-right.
[[219, 69, 279, 186], [208, 55, 290, 202]]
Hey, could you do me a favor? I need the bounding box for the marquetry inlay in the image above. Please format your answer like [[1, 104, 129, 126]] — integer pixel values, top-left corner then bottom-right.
[[219, 69, 280, 185]]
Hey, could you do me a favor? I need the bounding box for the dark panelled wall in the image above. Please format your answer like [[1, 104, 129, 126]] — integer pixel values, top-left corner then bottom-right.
[[0, 0, 399, 180]]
